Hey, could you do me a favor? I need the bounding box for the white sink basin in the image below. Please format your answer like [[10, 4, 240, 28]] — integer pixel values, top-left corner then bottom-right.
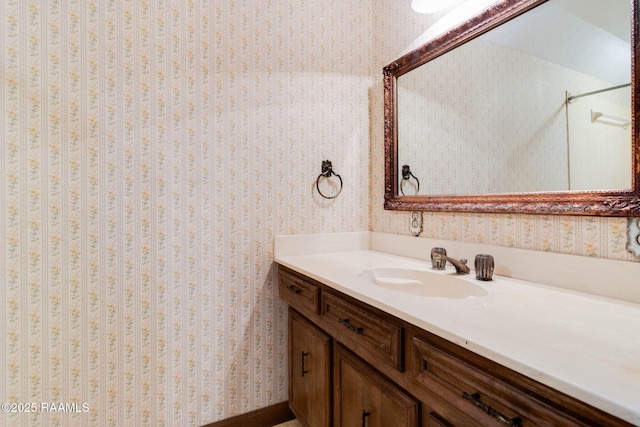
[[361, 268, 488, 299]]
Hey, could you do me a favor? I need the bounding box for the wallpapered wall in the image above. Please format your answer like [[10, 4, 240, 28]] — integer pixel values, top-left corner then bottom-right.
[[0, 0, 371, 426], [370, 0, 637, 262]]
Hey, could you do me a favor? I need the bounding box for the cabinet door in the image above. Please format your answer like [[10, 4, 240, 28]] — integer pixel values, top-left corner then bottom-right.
[[334, 344, 418, 427], [289, 309, 332, 427]]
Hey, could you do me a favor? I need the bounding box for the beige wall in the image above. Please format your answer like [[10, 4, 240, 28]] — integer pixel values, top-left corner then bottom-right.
[[0, 1, 371, 426], [370, 0, 635, 261]]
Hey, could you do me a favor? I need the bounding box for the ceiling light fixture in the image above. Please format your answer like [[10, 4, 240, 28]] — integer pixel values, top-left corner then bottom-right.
[[411, 0, 461, 14]]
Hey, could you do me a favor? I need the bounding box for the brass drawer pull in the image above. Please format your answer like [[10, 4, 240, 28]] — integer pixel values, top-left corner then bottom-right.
[[462, 392, 522, 427], [339, 318, 363, 334], [286, 284, 302, 294]]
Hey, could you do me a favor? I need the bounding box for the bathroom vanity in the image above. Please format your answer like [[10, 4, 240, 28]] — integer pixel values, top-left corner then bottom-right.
[[275, 232, 640, 427]]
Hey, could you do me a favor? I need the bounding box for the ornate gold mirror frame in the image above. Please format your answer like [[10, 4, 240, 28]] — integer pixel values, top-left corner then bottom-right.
[[383, 0, 640, 216]]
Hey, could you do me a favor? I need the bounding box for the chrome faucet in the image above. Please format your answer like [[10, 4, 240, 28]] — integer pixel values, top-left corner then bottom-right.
[[432, 253, 470, 274]]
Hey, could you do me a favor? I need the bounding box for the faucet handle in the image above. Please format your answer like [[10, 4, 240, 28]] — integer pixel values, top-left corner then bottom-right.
[[431, 247, 447, 270], [475, 254, 494, 281]]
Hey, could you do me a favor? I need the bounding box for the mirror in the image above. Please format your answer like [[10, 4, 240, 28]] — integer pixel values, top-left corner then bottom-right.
[[384, 0, 640, 215]]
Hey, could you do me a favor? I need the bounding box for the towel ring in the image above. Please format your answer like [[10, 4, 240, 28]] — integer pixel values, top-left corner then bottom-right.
[[316, 160, 343, 199], [400, 165, 420, 195]]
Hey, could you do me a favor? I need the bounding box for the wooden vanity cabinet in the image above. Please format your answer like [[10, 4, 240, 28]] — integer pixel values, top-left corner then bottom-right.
[[277, 265, 633, 427]]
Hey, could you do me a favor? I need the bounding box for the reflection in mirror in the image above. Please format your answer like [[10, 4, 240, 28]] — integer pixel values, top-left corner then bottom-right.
[[400, 165, 421, 195], [397, 0, 631, 196]]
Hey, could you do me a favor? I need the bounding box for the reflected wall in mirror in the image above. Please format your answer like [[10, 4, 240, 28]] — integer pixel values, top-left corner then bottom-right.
[[384, 0, 640, 216]]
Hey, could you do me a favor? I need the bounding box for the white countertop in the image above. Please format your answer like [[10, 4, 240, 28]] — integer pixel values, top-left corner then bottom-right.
[[275, 233, 640, 425]]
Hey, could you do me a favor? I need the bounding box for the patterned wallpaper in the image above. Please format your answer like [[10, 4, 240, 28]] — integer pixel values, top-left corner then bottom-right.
[[369, 0, 638, 262], [0, 1, 370, 426]]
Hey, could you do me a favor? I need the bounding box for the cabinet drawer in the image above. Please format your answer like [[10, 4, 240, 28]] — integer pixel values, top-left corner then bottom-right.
[[322, 291, 403, 371], [278, 267, 321, 315], [411, 333, 626, 427]]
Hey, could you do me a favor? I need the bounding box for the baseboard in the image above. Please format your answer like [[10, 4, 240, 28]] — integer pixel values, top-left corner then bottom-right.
[[201, 401, 294, 427]]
